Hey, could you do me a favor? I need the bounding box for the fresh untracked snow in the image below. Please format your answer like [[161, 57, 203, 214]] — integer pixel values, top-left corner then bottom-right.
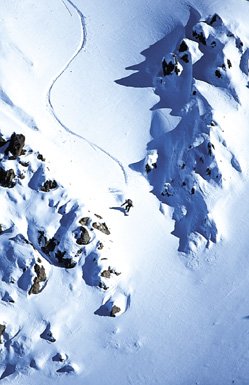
[[1, 0, 249, 384]]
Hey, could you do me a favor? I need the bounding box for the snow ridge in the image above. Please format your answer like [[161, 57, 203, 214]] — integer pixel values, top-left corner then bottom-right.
[[122, 10, 247, 255]]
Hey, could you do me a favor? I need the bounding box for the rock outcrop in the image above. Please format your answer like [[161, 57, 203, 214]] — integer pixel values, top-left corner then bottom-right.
[[8, 133, 25, 157], [0, 168, 15, 188], [29, 263, 47, 295]]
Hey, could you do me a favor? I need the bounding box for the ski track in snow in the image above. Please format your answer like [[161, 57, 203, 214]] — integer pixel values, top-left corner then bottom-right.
[[47, 0, 128, 185]]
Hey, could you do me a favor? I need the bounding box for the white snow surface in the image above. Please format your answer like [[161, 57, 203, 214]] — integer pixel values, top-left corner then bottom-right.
[[1, 0, 249, 384]]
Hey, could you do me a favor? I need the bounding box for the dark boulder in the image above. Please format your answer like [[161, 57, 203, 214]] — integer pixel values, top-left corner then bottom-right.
[[215, 69, 222, 78], [0, 168, 15, 188], [52, 353, 67, 362], [110, 305, 121, 317], [75, 226, 91, 245], [40, 324, 56, 343], [57, 364, 75, 373], [94, 213, 103, 219], [38, 230, 47, 246], [29, 263, 47, 295], [62, 258, 76, 269], [110, 268, 121, 276], [206, 168, 212, 176], [55, 249, 66, 263], [178, 40, 188, 52], [55, 250, 76, 268], [37, 153, 45, 161], [162, 54, 182, 76], [236, 38, 243, 51], [208, 13, 223, 26], [145, 164, 152, 173], [79, 217, 90, 226], [34, 264, 46, 281], [98, 281, 109, 290], [180, 54, 189, 63], [192, 30, 206, 45], [101, 269, 111, 279], [0, 324, 5, 343], [75, 247, 83, 257], [42, 237, 58, 255], [41, 179, 58, 192], [97, 241, 104, 250], [101, 266, 121, 278], [92, 222, 110, 235], [162, 58, 175, 76], [19, 160, 29, 167], [29, 280, 40, 294], [8, 133, 25, 156]]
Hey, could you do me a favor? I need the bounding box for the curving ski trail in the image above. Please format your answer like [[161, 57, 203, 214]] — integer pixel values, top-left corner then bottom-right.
[[47, 0, 128, 185], [61, 0, 72, 16]]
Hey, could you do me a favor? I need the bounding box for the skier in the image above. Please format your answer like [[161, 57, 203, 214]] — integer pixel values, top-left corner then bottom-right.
[[121, 199, 133, 214]]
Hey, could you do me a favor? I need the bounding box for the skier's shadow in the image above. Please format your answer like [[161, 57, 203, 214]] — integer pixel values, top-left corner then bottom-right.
[[109, 206, 126, 215]]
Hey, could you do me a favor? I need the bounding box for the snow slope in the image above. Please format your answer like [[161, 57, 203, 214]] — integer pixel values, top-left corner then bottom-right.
[[1, 0, 249, 384]]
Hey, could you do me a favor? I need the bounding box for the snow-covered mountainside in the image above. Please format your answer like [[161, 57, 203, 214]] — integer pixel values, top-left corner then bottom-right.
[[1, 1, 249, 384], [124, 9, 246, 254]]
